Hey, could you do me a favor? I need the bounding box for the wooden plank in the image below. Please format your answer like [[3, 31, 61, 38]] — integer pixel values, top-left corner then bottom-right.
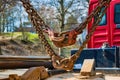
[[0, 61, 53, 69], [80, 59, 95, 76]]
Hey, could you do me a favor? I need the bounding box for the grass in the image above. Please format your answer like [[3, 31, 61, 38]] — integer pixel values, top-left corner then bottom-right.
[[1, 32, 21, 36], [23, 32, 39, 43], [0, 32, 52, 43], [0, 32, 39, 43]]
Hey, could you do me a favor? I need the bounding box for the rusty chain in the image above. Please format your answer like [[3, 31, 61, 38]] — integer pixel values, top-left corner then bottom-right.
[[20, 0, 63, 60], [20, 0, 111, 71]]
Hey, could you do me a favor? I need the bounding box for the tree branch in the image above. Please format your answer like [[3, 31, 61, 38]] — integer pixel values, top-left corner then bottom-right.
[[65, 0, 74, 13]]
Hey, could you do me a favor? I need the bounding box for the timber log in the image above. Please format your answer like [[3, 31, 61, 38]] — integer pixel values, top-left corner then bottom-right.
[[0, 56, 54, 69]]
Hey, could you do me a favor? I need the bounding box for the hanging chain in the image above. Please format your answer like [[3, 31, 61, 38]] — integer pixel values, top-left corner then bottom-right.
[[52, 0, 111, 71], [20, 0, 111, 71], [70, 0, 111, 69], [20, 0, 62, 59]]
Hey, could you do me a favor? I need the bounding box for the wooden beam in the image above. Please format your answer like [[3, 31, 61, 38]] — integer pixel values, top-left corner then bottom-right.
[[0, 61, 53, 69], [80, 59, 96, 76]]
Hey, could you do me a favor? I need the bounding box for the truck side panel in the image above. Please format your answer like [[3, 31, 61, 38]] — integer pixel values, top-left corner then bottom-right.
[[110, 1, 120, 46], [88, 0, 111, 48]]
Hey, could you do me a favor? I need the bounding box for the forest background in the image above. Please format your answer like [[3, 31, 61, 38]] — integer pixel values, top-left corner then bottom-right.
[[0, 0, 89, 57]]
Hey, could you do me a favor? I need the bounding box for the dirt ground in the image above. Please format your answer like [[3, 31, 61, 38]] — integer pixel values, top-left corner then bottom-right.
[[46, 72, 120, 80], [0, 69, 120, 80], [0, 39, 48, 56], [0, 36, 119, 80]]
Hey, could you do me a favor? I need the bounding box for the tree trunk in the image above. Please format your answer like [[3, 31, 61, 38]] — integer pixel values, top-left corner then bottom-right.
[[0, 14, 1, 34], [20, 17, 26, 40], [11, 14, 15, 40], [2, 12, 5, 32], [0, 47, 2, 55], [60, 0, 65, 32], [58, 0, 65, 56]]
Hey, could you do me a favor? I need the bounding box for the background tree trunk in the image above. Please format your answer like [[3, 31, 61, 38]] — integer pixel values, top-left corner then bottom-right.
[[0, 47, 2, 55]]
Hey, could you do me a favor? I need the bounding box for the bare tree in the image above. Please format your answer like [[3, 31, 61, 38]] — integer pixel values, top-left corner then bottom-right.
[[31, 0, 89, 32], [0, 0, 19, 34], [51, 0, 76, 32], [32, 0, 88, 56], [0, 0, 19, 12]]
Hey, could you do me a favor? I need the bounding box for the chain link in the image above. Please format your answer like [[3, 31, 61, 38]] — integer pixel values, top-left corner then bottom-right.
[[20, 0, 111, 71]]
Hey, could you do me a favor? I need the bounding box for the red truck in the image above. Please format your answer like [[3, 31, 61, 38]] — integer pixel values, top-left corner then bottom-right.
[[88, 0, 120, 48]]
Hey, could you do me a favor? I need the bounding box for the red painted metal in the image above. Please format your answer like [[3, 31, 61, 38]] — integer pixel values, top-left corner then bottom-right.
[[110, 0, 120, 47], [88, 0, 120, 48]]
